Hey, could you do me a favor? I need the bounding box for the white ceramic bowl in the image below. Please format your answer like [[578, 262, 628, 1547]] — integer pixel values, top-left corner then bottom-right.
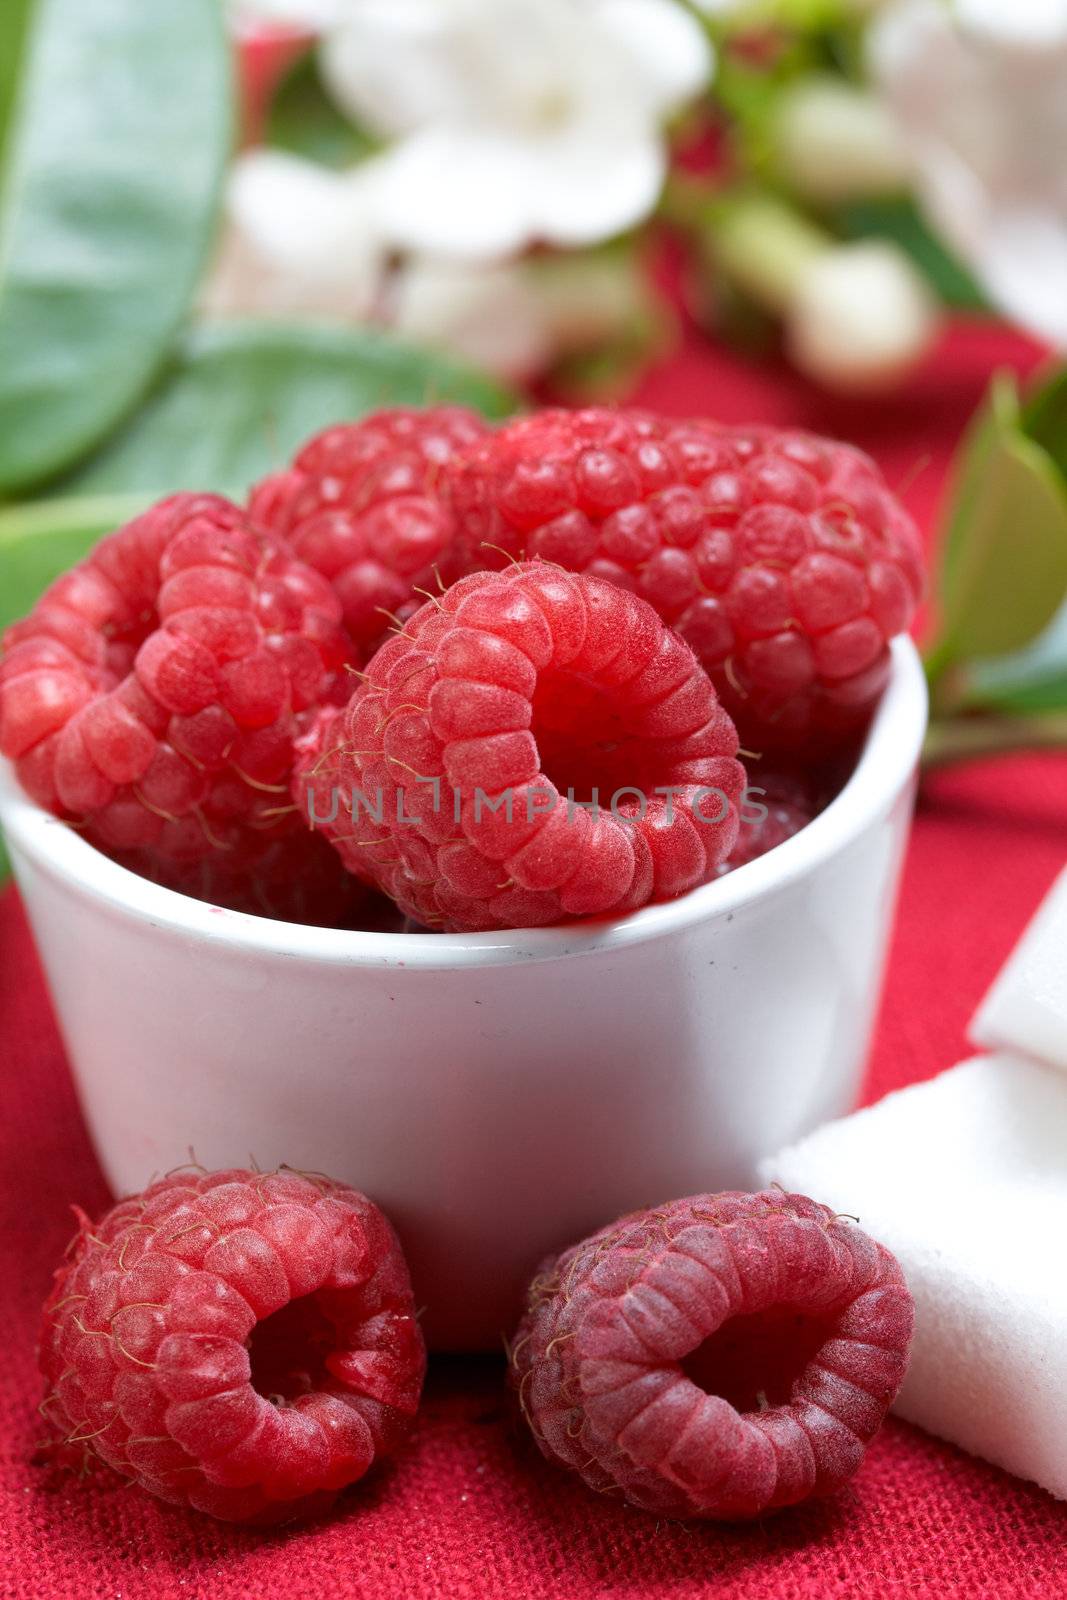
[[0, 639, 926, 1349]]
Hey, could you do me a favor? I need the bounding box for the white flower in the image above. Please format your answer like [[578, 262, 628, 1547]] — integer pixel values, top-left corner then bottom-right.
[[870, 0, 1067, 346], [200, 149, 387, 322], [319, 0, 713, 260], [201, 149, 653, 382], [786, 240, 937, 393]]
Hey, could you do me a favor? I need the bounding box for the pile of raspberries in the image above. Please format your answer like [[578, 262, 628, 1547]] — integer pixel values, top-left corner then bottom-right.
[[40, 1168, 913, 1526], [0, 406, 922, 932]]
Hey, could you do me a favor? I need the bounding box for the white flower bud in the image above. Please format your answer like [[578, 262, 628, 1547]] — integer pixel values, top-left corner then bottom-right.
[[776, 77, 910, 203], [786, 241, 937, 392]]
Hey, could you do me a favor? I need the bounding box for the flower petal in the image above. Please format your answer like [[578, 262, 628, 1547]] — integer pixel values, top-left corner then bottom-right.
[[871, 0, 1067, 346], [320, 0, 479, 138], [202, 150, 384, 319], [593, 0, 713, 115], [375, 130, 542, 258], [528, 126, 666, 247]]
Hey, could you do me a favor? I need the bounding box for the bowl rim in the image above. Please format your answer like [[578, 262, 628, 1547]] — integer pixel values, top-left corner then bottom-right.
[[0, 637, 927, 969]]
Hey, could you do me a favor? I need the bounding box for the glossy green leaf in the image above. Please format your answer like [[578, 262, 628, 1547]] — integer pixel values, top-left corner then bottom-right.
[[266, 49, 376, 169], [60, 321, 516, 499], [930, 373, 1067, 671], [0, 0, 232, 493]]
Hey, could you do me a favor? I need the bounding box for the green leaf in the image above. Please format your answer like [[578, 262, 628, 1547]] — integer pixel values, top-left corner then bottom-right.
[[0, 0, 232, 493], [0, 492, 153, 634], [835, 197, 988, 311], [0, 0, 34, 172], [60, 321, 516, 499], [967, 603, 1067, 713], [1022, 364, 1067, 482], [930, 373, 1067, 671], [266, 49, 376, 169]]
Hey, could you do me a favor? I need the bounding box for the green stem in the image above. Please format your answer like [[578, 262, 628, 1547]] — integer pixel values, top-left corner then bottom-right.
[[922, 713, 1067, 769]]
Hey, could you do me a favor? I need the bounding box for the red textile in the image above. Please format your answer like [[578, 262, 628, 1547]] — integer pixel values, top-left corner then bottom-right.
[[3, 322, 1067, 1596]]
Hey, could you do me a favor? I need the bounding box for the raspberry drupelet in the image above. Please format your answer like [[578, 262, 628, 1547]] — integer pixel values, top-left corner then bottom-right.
[[447, 408, 923, 751], [294, 561, 746, 932], [510, 1189, 913, 1520], [248, 406, 490, 660], [39, 1168, 426, 1524], [0, 494, 352, 908]]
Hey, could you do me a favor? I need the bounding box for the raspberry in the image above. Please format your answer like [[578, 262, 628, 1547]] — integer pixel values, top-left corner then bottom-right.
[[248, 406, 490, 659], [448, 409, 923, 751], [720, 769, 819, 874], [119, 827, 364, 927], [294, 562, 745, 932], [39, 1167, 426, 1525], [510, 1190, 913, 1521], [0, 494, 352, 894]]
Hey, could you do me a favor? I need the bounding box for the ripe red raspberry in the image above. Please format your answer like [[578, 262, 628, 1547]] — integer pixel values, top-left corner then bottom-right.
[[294, 561, 745, 932], [448, 408, 923, 751], [510, 1189, 913, 1521], [39, 1167, 426, 1525], [0, 494, 352, 899], [248, 406, 490, 660], [720, 769, 819, 875], [120, 827, 364, 927]]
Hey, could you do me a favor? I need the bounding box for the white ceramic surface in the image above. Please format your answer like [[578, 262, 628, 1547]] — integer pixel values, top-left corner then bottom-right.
[[0, 639, 927, 1349]]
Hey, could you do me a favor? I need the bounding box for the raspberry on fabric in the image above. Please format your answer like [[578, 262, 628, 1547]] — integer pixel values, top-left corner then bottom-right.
[[510, 1189, 913, 1521], [0, 494, 352, 902], [293, 561, 746, 932], [719, 769, 820, 875], [39, 1167, 426, 1525], [248, 407, 490, 660], [447, 408, 923, 751]]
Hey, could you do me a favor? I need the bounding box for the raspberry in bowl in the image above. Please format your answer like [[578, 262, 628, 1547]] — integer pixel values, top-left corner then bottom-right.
[[0, 410, 927, 1350]]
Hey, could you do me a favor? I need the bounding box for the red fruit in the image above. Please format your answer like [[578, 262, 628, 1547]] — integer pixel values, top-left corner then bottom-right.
[[448, 409, 923, 751], [0, 494, 352, 896], [120, 826, 364, 927], [720, 769, 819, 874], [293, 561, 745, 932], [511, 1189, 913, 1520], [248, 407, 490, 660], [39, 1167, 426, 1525]]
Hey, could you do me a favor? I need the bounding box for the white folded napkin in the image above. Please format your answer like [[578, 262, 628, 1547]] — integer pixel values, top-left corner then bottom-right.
[[972, 865, 1067, 1074], [761, 1051, 1067, 1500]]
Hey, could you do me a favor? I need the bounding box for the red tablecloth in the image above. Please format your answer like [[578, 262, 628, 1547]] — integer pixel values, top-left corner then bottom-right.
[[3, 322, 1067, 1598]]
